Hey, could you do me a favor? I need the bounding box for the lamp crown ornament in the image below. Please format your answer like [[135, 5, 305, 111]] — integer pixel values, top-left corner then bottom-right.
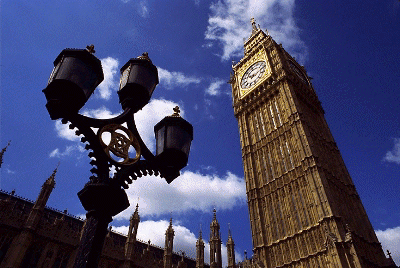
[[137, 52, 152, 63], [86, 44, 96, 54], [172, 106, 181, 117]]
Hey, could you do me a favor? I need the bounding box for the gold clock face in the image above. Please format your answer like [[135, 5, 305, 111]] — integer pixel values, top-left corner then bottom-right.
[[240, 61, 266, 89]]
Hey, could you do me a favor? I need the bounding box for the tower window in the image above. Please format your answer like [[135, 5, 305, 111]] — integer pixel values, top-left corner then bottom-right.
[[269, 105, 277, 129], [274, 101, 282, 126], [259, 110, 266, 137], [261, 150, 269, 182], [291, 195, 301, 230], [268, 151, 275, 179], [285, 141, 294, 169], [253, 113, 261, 141], [279, 145, 288, 173]]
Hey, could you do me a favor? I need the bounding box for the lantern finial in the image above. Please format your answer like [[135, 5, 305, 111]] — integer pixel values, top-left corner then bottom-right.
[[172, 106, 181, 117], [137, 52, 152, 63], [86, 44, 96, 54]]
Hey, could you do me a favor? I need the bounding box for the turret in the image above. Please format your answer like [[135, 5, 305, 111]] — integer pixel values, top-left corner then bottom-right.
[[26, 166, 57, 228], [123, 204, 140, 268], [210, 209, 222, 268], [163, 218, 174, 268], [227, 225, 236, 268], [0, 140, 11, 168], [196, 229, 205, 268]]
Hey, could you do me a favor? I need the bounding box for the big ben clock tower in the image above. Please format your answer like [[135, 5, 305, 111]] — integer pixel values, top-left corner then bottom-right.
[[230, 19, 396, 268]]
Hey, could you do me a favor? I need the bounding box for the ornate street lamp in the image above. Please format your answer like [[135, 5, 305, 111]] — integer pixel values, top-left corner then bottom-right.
[[43, 45, 193, 268]]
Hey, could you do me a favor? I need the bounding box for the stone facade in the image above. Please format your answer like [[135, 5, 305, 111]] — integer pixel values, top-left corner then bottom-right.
[[229, 19, 397, 268], [0, 169, 210, 268]]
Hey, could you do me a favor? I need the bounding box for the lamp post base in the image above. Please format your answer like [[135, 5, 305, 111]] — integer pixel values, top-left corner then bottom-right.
[[73, 211, 112, 268], [73, 183, 130, 268]]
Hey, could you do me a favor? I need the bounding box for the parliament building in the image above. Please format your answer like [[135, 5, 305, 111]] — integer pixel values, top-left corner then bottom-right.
[[0, 20, 398, 268], [0, 168, 232, 268]]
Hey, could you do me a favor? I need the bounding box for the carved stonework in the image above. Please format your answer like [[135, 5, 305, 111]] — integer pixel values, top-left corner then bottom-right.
[[0, 185, 204, 268], [230, 20, 394, 268]]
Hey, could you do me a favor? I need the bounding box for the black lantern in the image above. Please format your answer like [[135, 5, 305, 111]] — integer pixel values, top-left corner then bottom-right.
[[118, 52, 159, 112], [154, 106, 193, 182], [43, 46, 104, 120]]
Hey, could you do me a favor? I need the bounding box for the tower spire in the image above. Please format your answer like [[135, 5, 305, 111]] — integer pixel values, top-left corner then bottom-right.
[[250, 18, 258, 33], [210, 209, 222, 268], [124, 203, 140, 267], [34, 165, 57, 210], [164, 217, 175, 268], [227, 223, 236, 268], [0, 140, 11, 168], [196, 226, 205, 268]]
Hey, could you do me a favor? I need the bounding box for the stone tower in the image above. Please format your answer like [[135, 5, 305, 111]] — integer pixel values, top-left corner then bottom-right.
[[226, 226, 236, 268], [163, 218, 175, 268], [123, 203, 140, 268], [196, 229, 205, 268], [229, 19, 395, 268], [209, 209, 222, 268]]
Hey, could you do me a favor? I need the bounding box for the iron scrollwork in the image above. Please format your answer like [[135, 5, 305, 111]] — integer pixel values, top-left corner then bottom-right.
[[61, 107, 178, 189]]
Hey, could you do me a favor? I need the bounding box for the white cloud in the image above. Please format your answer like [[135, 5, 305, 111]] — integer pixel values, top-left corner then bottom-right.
[[54, 120, 81, 142], [97, 57, 119, 100], [139, 1, 149, 18], [114, 170, 246, 219], [113, 219, 243, 266], [158, 67, 201, 90], [49, 144, 85, 158], [206, 79, 226, 96], [82, 106, 121, 119], [376, 226, 400, 265], [6, 168, 15, 174], [205, 0, 307, 62], [383, 138, 400, 164]]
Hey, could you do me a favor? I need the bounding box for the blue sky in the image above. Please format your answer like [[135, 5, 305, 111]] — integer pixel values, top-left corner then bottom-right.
[[1, 0, 400, 265]]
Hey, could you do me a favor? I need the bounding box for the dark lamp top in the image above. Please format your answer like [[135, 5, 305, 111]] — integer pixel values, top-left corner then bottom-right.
[[53, 48, 104, 81], [154, 110, 193, 140], [120, 53, 159, 84]]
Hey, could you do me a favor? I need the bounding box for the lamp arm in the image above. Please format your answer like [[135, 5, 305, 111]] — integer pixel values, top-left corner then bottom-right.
[[61, 107, 180, 188], [72, 108, 155, 161], [71, 108, 133, 128]]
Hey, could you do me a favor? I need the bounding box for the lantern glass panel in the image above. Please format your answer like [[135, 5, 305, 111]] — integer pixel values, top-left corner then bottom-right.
[[166, 126, 192, 156], [156, 126, 166, 155], [56, 57, 101, 99]]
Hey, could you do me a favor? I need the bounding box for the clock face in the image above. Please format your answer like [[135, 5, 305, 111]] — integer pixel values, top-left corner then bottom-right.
[[240, 61, 266, 89]]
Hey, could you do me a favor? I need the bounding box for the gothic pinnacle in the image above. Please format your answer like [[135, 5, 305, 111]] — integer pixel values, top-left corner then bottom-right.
[[0, 140, 11, 168], [45, 163, 59, 188]]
